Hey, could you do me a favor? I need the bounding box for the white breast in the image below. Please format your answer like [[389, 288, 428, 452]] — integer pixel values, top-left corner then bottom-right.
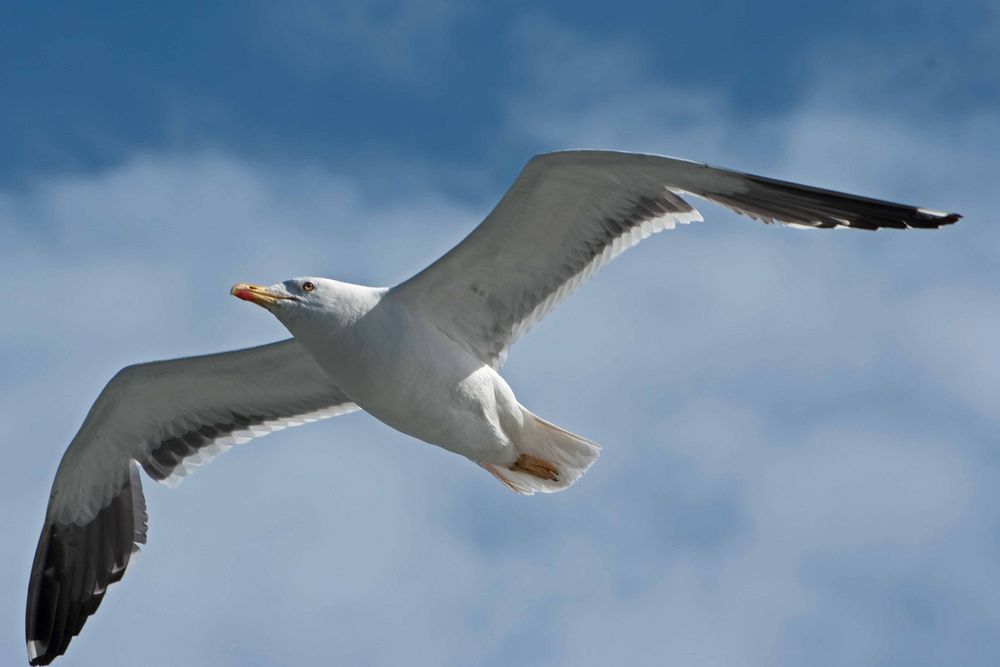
[[294, 290, 519, 460]]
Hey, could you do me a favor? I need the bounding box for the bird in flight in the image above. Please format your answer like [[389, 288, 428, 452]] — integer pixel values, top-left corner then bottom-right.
[[26, 150, 960, 664]]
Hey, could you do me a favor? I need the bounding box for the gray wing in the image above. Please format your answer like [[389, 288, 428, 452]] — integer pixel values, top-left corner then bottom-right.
[[26, 339, 358, 665], [395, 150, 960, 367]]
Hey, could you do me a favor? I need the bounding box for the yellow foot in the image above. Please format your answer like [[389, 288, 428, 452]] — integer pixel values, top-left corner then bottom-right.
[[511, 454, 560, 482]]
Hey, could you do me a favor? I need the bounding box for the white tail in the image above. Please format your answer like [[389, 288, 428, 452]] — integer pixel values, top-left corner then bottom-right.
[[482, 410, 601, 495]]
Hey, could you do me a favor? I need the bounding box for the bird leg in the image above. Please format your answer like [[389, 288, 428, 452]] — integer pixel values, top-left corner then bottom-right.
[[511, 454, 560, 481]]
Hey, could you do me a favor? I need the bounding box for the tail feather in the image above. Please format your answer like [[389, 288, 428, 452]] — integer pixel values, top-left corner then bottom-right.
[[482, 410, 601, 495]]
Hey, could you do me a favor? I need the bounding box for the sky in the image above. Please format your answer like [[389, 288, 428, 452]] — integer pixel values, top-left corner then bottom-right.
[[1, 1, 998, 665]]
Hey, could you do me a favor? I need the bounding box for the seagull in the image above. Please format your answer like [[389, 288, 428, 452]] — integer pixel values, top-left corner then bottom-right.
[[26, 150, 960, 664]]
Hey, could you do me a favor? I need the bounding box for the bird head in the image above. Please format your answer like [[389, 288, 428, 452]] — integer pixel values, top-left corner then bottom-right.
[[231, 276, 376, 339], [230, 278, 329, 320]]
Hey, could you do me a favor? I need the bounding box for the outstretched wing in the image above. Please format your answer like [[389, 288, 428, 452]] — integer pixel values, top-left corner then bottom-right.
[[394, 150, 960, 367], [26, 339, 358, 665]]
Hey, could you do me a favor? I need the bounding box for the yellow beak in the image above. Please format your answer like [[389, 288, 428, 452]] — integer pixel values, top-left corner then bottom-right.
[[230, 283, 288, 308]]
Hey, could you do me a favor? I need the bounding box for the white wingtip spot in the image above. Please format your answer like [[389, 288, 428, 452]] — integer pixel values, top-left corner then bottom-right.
[[917, 207, 949, 218]]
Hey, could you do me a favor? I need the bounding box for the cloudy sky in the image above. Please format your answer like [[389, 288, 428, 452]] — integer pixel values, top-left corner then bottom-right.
[[2, 2, 998, 665]]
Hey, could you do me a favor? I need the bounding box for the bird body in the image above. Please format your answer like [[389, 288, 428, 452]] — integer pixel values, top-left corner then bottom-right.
[[25, 150, 962, 665], [259, 277, 599, 488], [277, 281, 528, 467]]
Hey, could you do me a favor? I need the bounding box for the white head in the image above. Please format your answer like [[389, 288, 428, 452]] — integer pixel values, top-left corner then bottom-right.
[[230, 276, 359, 330]]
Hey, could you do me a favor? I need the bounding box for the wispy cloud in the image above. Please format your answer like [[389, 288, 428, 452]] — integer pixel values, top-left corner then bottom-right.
[[261, 0, 472, 82], [503, 17, 732, 160], [505, 15, 1000, 204]]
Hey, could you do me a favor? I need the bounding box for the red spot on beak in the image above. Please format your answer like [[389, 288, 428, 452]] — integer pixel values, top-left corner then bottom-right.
[[230, 283, 277, 307]]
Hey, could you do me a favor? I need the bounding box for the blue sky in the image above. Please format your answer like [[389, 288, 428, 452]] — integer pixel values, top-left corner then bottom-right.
[[1, 1, 998, 665]]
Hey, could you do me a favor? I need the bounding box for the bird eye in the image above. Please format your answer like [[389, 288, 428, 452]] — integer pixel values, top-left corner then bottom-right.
[[302, 281, 316, 293]]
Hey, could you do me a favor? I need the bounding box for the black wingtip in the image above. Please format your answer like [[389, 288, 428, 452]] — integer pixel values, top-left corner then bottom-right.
[[26, 465, 147, 666], [28, 641, 52, 666], [730, 171, 965, 231], [909, 210, 962, 229]]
